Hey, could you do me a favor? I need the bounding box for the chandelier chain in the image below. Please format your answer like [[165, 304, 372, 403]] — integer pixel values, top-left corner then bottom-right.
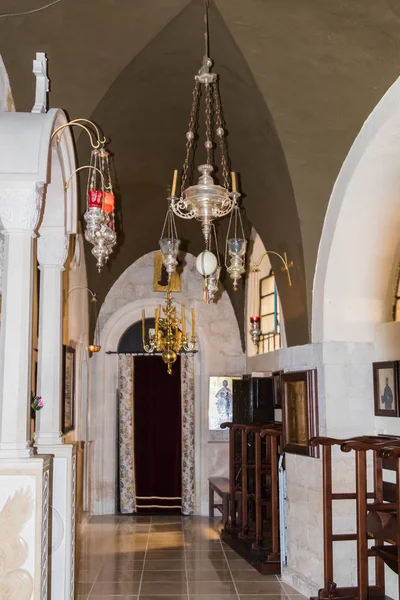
[[205, 83, 214, 165], [213, 85, 230, 189], [181, 81, 201, 195]]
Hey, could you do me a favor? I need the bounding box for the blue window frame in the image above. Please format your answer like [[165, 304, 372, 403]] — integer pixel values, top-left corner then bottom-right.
[[259, 271, 281, 352]]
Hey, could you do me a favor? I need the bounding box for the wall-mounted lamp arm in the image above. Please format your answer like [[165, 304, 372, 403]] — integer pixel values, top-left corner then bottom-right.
[[51, 118, 106, 149], [64, 165, 106, 191], [250, 250, 293, 287], [66, 285, 97, 300]]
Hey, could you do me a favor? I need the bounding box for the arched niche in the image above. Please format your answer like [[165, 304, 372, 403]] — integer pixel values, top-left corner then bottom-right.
[[89, 251, 245, 515], [313, 76, 400, 344]]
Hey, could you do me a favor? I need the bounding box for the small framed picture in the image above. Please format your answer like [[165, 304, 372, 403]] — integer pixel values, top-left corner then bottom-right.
[[282, 370, 319, 458], [209, 376, 241, 430], [272, 370, 283, 408], [62, 345, 75, 433], [373, 361, 399, 417]]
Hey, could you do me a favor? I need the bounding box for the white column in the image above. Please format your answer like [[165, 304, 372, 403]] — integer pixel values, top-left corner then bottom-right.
[[34, 229, 77, 600], [0, 184, 43, 458], [35, 229, 69, 445]]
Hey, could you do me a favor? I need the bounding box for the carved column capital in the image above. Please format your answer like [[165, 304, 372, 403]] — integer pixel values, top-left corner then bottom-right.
[[38, 230, 69, 269], [0, 184, 44, 234]]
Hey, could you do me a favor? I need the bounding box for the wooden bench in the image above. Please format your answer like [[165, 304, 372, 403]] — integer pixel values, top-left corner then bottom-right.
[[209, 477, 230, 523]]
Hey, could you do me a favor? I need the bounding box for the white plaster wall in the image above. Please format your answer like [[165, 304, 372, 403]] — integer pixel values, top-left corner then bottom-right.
[[90, 251, 245, 516], [248, 339, 378, 597], [313, 76, 400, 344], [300, 74, 400, 599]]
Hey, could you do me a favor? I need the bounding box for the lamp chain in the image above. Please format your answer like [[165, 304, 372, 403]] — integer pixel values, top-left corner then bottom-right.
[[181, 81, 201, 195], [205, 83, 214, 165], [213, 85, 230, 189]]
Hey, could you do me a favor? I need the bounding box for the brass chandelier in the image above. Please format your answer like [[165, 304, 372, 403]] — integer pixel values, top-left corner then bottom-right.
[[142, 291, 197, 375]]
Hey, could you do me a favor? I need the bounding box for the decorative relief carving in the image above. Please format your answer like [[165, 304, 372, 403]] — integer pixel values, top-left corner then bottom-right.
[[37, 231, 69, 268], [70, 454, 77, 600], [41, 471, 49, 600], [0, 487, 34, 599], [0, 185, 44, 233]]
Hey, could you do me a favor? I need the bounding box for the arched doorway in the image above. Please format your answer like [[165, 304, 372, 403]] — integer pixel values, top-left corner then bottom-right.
[[116, 319, 194, 514]]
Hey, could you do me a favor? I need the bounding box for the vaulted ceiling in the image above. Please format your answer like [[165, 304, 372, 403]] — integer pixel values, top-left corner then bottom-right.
[[1, 0, 400, 347]]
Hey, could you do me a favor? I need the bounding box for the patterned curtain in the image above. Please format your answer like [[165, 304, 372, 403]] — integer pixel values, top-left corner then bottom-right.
[[181, 354, 195, 515], [118, 355, 136, 513]]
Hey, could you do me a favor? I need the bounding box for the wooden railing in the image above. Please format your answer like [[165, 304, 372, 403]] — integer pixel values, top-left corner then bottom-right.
[[220, 422, 282, 574], [311, 435, 400, 600]]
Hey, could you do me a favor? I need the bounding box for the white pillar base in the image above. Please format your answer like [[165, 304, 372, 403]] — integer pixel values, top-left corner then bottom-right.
[[0, 455, 52, 599], [0, 441, 34, 458], [36, 443, 77, 600], [34, 431, 63, 446]]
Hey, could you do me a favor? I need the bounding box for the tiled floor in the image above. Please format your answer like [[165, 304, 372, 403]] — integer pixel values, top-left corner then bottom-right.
[[76, 514, 307, 599]]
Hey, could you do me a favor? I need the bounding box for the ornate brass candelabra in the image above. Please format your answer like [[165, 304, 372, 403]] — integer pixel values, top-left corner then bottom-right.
[[142, 292, 197, 374]]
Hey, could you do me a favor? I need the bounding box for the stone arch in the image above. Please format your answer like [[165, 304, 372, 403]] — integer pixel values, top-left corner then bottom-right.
[[313, 76, 400, 344], [89, 251, 245, 515]]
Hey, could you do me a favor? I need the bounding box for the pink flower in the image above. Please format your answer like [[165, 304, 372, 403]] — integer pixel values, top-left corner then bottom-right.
[[38, 399, 44, 408]]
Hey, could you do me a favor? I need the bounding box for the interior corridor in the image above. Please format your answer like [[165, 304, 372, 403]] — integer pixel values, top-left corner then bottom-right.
[[76, 515, 307, 599]]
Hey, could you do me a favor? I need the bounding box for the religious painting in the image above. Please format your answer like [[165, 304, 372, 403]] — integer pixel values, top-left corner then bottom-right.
[[62, 345, 75, 433], [272, 370, 283, 408], [153, 251, 182, 292], [373, 361, 400, 417], [282, 370, 319, 458], [209, 376, 241, 430]]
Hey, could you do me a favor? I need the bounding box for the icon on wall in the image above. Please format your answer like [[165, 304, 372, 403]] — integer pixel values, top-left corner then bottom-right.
[[153, 251, 182, 292], [373, 361, 400, 417], [209, 376, 241, 430], [62, 344, 75, 433]]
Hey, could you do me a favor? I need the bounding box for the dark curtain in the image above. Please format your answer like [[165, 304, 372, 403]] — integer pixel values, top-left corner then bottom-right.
[[134, 355, 182, 512]]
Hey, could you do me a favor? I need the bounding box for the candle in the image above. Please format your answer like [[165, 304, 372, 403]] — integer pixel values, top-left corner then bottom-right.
[[182, 306, 186, 336], [155, 306, 160, 336], [171, 169, 178, 197], [231, 171, 237, 192], [142, 309, 145, 340], [191, 308, 196, 338]]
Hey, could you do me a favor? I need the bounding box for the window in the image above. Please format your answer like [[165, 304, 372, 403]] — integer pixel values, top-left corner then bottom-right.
[[259, 271, 280, 352]]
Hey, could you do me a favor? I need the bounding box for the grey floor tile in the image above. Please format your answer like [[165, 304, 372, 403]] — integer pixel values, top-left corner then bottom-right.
[[187, 569, 232, 582], [231, 570, 277, 581], [235, 580, 283, 594], [140, 581, 189, 595], [142, 570, 188, 582], [186, 559, 228, 570], [188, 580, 236, 594], [144, 559, 186, 570], [96, 569, 142, 582], [91, 581, 141, 595]]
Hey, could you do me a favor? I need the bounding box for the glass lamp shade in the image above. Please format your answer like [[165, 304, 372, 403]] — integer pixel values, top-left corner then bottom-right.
[[159, 237, 180, 258], [196, 250, 218, 276], [159, 237, 181, 275], [227, 238, 247, 256]]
